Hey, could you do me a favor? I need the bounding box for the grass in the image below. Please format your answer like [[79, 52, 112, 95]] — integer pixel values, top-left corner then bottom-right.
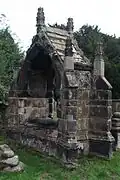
[[0, 137, 120, 180], [0, 136, 5, 145]]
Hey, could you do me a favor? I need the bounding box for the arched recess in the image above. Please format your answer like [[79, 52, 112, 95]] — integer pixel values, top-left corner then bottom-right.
[[9, 32, 65, 119], [12, 37, 64, 119], [16, 45, 63, 100]]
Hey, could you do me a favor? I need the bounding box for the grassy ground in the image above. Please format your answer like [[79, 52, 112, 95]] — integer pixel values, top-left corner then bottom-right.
[[0, 136, 119, 180], [0, 145, 120, 180]]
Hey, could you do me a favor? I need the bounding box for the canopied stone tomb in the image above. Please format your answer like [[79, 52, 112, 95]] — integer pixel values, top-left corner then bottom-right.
[[5, 7, 114, 166]]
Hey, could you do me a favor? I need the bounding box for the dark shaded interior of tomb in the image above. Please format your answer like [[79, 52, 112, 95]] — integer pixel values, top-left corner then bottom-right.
[[27, 47, 60, 121], [28, 48, 55, 98], [9, 46, 61, 120]]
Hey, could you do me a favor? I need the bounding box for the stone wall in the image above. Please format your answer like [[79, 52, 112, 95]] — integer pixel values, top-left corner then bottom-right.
[[75, 70, 91, 154], [112, 99, 120, 113], [5, 96, 82, 167], [7, 123, 58, 157], [6, 97, 49, 128], [111, 100, 120, 150]]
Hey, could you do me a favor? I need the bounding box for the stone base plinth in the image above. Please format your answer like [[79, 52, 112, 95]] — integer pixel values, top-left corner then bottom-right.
[[89, 134, 114, 158]]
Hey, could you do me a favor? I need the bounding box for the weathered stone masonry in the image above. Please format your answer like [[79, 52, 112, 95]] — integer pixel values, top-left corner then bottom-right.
[[111, 100, 120, 150], [89, 42, 114, 158], [5, 7, 115, 166]]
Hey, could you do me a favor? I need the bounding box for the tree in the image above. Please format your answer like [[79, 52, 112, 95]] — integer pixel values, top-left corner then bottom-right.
[[0, 14, 24, 103], [74, 25, 101, 62]]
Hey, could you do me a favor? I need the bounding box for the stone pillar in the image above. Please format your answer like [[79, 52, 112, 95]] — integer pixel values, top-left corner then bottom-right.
[[57, 37, 80, 167], [64, 37, 74, 70], [57, 116, 79, 167], [111, 112, 120, 150], [48, 96, 54, 119], [89, 42, 114, 158], [62, 37, 78, 121], [36, 7, 45, 33]]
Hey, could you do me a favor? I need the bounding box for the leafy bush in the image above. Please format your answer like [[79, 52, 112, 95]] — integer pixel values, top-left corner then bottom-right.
[[0, 15, 24, 103]]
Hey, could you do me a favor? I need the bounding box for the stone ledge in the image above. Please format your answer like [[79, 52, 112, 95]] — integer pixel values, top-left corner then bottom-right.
[[28, 118, 58, 127]]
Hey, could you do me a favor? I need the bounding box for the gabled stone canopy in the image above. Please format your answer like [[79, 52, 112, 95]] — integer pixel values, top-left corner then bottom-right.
[[10, 7, 92, 98], [27, 7, 91, 67], [29, 26, 90, 65]]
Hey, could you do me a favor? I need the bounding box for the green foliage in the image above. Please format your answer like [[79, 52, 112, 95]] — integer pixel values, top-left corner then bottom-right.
[[74, 25, 101, 62], [74, 25, 120, 98], [0, 84, 7, 104], [0, 20, 24, 103]]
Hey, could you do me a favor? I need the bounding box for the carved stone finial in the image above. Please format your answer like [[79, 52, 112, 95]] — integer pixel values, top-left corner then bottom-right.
[[67, 18, 74, 33], [94, 41, 104, 76], [95, 42, 103, 56], [65, 37, 73, 57], [36, 7, 45, 33]]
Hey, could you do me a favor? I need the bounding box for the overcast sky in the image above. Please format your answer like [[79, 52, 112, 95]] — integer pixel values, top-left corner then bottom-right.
[[0, 0, 120, 50]]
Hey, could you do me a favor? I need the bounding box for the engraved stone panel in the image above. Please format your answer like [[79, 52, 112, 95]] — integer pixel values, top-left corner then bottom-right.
[[65, 71, 78, 87], [75, 71, 91, 89]]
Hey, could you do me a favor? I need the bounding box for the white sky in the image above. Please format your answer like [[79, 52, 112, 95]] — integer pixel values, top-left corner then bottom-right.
[[0, 0, 120, 50]]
